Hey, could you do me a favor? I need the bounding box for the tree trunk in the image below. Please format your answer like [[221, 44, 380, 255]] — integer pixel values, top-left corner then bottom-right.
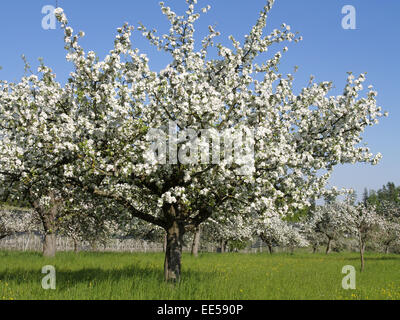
[[326, 238, 332, 254], [35, 192, 61, 258], [90, 241, 98, 251], [219, 239, 226, 253], [163, 232, 167, 253], [268, 244, 273, 254], [360, 239, 365, 272], [43, 233, 56, 257], [191, 225, 201, 257], [312, 246, 317, 254], [164, 220, 185, 283], [73, 238, 79, 253], [385, 245, 389, 254]]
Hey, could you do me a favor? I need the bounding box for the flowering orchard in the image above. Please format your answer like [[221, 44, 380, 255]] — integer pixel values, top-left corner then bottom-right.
[[0, 0, 387, 282], [0, 208, 36, 240], [256, 215, 307, 254]]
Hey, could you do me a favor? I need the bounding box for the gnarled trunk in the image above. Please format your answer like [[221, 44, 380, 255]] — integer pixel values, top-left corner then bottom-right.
[[219, 240, 228, 253], [73, 238, 79, 253], [326, 238, 332, 254], [164, 220, 185, 282], [191, 225, 201, 257], [43, 233, 56, 257], [34, 192, 61, 258], [267, 244, 273, 254]]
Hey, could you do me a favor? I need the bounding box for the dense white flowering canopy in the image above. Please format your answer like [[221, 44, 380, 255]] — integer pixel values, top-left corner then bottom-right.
[[256, 213, 308, 249], [0, 54, 81, 239], [204, 214, 253, 244], [378, 202, 400, 249], [0, 61, 75, 202], [345, 203, 384, 243], [0, 0, 386, 237], [307, 203, 349, 242]]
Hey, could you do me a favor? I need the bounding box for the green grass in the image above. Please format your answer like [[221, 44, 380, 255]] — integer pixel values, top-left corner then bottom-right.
[[1, 250, 399, 300]]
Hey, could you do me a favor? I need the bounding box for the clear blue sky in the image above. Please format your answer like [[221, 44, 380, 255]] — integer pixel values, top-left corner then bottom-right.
[[0, 0, 399, 197]]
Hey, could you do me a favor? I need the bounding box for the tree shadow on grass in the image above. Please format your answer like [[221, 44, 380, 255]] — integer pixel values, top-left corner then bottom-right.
[[0, 264, 220, 290]]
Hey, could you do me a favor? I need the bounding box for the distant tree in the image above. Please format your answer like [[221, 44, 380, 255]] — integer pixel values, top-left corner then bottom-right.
[[0, 208, 36, 240], [256, 215, 289, 254], [285, 223, 309, 254], [203, 214, 253, 253], [377, 201, 400, 254], [346, 203, 383, 272], [307, 203, 348, 254], [380, 218, 400, 254], [256, 214, 308, 254], [300, 218, 326, 253]]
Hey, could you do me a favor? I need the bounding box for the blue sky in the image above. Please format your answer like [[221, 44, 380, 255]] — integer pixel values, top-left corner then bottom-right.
[[0, 0, 399, 197]]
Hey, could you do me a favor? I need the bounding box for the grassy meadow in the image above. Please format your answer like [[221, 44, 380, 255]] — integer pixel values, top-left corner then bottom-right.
[[0, 250, 399, 300]]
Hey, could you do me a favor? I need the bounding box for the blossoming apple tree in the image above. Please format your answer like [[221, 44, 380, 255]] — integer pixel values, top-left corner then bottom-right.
[[0, 0, 386, 281], [376, 201, 400, 254], [345, 203, 383, 271], [202, 214, 253, 252], [256, 214, 308, 254], [307, 203, 349, 254], [256, 215, 290, 254], [57, 0, 383, 281], [379, 217, 400, 254], [301, 216, 326, 253], [0, 59, 81, 256]]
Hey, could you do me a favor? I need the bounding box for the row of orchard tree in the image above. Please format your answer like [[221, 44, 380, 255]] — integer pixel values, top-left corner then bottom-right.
[[3, 189, 400, 273], [188, 189, 400, 274], [0, 0, 388, 282]]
